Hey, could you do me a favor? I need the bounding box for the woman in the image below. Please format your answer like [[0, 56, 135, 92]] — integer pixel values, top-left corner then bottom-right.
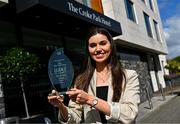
[[48, 27, 140, 123]]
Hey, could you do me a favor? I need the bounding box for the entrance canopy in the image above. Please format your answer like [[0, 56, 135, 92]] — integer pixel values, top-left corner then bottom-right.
[[15, 0, 122, 38]]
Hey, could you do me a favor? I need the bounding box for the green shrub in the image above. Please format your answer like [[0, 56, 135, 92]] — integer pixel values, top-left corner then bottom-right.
[[0, 47, 40, 81]]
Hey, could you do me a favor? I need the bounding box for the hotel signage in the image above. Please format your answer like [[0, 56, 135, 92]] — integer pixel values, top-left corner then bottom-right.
[[16, 0, 122, 35], [67, 2, 111, 27]]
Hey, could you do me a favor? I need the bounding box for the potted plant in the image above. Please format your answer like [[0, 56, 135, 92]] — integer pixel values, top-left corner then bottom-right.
[[0, 47, 40, 118]]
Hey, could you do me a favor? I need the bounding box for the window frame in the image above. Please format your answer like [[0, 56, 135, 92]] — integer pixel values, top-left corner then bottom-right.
[[148, 0, 154, 11], [143, 12, 153, 38], [124, 0, 136, 22], [153, 20, 160, 41]]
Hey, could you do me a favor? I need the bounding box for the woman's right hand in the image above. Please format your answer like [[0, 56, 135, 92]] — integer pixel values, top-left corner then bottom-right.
[[47, 90, 64, 108], [48, 90, 69, 122]]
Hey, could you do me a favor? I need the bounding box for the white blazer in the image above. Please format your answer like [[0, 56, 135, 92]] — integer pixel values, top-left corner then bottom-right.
[[59, 69, 140, 124]]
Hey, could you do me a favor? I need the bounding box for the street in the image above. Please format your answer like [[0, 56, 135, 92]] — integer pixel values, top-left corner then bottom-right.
[[138, 93, 180, 123]]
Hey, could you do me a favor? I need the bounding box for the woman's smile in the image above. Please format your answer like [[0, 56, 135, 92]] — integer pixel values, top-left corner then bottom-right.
[[88, 34, 111, 63], [94, 52, 106, 59]]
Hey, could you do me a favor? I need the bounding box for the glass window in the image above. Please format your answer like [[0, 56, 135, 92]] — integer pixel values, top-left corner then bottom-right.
[[81, 0, 103, 13], [148, 0, 154, 11], [143, 12, 153, 37], [82, 0, 88, 6], [90, 0, 103, 13], [0, 21, 16, 46], [21, 27, 86, 117], [119, 52, 141, 61], [117, 46, 146, 62], [125, 0, 136, 22], [64, 37, 86, 76], [23, 28, 63, 48], [153, 20, 160, 41]]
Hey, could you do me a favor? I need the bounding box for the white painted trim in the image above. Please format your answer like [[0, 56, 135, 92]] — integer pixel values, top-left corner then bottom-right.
[[150, 71, 159, 91]]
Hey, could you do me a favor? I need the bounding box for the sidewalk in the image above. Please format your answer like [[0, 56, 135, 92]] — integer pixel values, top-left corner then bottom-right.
[[137, 85, 180, 122], [136, 94, 176, 122]]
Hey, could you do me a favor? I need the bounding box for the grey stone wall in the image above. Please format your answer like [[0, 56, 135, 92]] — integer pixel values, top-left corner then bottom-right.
[[0, 97, 5, 119], [0, 74, 5, 119], [121, 60, 153, 103]]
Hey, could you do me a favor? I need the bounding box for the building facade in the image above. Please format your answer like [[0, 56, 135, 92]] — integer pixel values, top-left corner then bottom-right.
[[0, 0, 168, 122], [101, 0, 168, 100], [76, 0, 168, 100]]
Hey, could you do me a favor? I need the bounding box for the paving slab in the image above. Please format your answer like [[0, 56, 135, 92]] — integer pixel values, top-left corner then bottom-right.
[[136, 95, 176, 122]]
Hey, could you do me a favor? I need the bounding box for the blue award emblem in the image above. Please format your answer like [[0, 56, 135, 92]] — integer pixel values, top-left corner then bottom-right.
[[48, 48, 74, 94]]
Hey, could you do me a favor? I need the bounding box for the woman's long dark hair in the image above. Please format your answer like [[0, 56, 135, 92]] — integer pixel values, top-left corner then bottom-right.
[[74, 27, 125, 102]]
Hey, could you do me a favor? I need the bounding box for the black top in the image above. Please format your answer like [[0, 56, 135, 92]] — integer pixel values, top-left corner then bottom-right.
[[96, 86, 108, 123]]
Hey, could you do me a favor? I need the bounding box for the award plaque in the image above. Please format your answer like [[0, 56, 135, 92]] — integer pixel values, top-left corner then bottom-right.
[[48, 48, 74, 95]]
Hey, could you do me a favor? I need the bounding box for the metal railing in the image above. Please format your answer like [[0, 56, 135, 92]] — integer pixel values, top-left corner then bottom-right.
[[141, 84, 153, 109], [158, 83, 166, 101]]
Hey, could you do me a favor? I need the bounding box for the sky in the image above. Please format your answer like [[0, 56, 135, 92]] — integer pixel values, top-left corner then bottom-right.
[[157, 0, 180, 59]]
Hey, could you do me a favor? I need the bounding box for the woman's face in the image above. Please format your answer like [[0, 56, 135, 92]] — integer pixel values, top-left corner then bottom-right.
[[88, 33, 111, 64]]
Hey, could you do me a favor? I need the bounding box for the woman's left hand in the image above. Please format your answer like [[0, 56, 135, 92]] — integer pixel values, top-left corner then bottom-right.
[[67, 88, 93, 105]]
